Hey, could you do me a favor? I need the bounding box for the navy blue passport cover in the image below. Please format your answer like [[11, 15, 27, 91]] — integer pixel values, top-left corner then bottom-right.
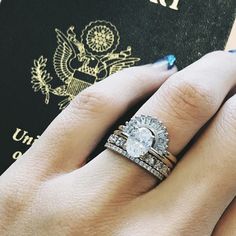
[[0, 0, 235, 173]]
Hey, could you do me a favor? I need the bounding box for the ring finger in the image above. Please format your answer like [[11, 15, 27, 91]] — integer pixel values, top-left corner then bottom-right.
[[83, 51, 236, 196]]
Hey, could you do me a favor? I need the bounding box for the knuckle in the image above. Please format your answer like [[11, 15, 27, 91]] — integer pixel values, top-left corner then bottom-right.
[[69, 87, 111, 117], [162, 78, 216, 120]]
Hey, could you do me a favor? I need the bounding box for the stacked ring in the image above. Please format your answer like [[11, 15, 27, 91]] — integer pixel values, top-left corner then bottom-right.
[[105, 115, 177, 181]]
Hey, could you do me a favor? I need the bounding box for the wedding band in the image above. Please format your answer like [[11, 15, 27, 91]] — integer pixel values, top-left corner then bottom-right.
[[105, 142, 165, 180], [105, 115, 177, 180], [105, 133, 170, 178], [114, 129, 174, 168]]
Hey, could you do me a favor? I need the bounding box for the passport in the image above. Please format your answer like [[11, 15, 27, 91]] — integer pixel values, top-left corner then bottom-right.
[[0, 0, 235, 174]]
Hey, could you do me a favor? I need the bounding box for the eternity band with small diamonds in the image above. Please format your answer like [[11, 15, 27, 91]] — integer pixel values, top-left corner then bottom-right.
[[104, 115, 177, 181]]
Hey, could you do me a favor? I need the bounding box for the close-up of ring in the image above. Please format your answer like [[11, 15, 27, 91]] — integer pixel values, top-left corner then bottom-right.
[[105, 115, 177, 180]]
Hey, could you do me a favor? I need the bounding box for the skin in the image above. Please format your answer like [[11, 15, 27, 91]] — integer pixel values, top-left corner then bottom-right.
[[0, 51, 236, 236]]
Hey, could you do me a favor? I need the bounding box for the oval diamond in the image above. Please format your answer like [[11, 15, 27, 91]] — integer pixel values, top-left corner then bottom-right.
[[126, 127, 154, 158]]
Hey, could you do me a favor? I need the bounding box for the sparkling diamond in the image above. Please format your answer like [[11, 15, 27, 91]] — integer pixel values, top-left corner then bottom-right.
[[155, 161, 163, 170], [147, 166, 152, 171], [116, 137, 123, 147], [162, 165, 169, 174], [123, 115, 169, 156], [145, 156, 156, 166], [126, 127, 154, 158], [109, 134, 117, 143]]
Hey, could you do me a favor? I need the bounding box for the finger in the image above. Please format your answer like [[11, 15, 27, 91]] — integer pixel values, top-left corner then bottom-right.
[[18, 57, 177, 176], [87, 51, 236, 197], [213, 198, 236, 236], [143, 91, 236, 235]]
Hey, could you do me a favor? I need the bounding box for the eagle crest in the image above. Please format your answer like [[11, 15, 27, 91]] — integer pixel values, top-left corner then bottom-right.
[[31, 20, 140, 109]]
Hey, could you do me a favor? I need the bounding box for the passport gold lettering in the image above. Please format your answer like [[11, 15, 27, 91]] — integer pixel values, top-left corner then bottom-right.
[[150, 0, 180, 10], [13, 128, 34, 145], [13, 128, 28, 142], [12, 151, 23, 160], [12, 128, 40, 160]]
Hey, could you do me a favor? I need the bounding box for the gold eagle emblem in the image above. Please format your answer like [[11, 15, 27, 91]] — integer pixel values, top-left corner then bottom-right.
[[31, 20, 140, 109]]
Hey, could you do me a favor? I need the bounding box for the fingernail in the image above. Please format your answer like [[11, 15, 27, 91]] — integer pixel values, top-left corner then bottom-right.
[[228, 49, 236, 53], [153, 54, 176, 70]]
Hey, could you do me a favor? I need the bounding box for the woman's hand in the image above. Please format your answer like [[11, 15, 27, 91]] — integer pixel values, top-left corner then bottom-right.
[[0, 52, 236, 236]]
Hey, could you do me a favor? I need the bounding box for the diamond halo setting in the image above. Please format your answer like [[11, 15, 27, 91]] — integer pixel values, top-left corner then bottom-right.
[[123, 115, 169, 158]]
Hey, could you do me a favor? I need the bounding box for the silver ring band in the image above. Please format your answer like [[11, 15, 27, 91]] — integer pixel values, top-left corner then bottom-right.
[[105, 142, 165, 180], [114, 129, 175, 169]]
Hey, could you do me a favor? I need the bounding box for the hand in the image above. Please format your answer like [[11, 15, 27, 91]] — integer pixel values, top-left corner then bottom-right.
[[0, 52, 236, 236]]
